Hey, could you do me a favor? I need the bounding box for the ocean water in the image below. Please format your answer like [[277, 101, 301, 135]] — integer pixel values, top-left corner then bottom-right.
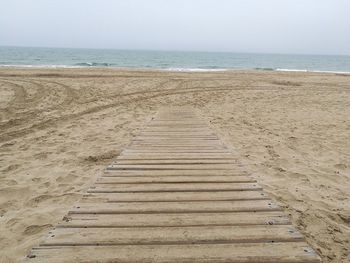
[[1, 46, 350, 73]]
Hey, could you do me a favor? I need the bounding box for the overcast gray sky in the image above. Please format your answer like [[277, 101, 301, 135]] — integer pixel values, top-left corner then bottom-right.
[[1, 0, 349, 55]]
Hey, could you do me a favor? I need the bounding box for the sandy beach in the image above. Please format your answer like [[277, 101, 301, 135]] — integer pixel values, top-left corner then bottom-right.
[[0, 68, 349, 262]]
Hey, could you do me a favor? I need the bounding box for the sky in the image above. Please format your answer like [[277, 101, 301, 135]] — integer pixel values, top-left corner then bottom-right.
[[0, 0, 349, 55]]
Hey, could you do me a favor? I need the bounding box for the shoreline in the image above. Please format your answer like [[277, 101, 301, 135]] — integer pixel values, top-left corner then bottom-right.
[[1, 64, 350, 74]]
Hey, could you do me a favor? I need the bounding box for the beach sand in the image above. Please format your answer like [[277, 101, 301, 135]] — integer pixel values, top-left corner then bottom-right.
[[0, 68, 349, 262]]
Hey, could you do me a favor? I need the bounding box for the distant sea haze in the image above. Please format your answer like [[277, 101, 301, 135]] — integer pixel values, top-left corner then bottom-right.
[[1, 46, 350, 73]]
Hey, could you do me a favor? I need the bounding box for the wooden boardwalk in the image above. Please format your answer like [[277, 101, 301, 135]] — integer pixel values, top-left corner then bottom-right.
[[26, 108, 321, 262]]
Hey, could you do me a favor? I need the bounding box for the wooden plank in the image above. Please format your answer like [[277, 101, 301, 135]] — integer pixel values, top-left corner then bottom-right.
[[142, 131, 214, 133], [107, 164, 241, 170], [146, 122, 207, 124], [137, 134, 218, 138], [96, 175, 255, 183], [131, 140, 223, 143], [113, 159, 238, 164], [147, 120, 206, 123], [135, 138, 218, 140], [132, 142, 222, 145], [146, 123, 207, 125], [41, 225, 304, 246], [130, 144, 225, 147], [132, 138, 222, 141], [117, 154, 236, 159], [136, 137, 219, 140], [130, 143, 225, 147], [121, 149, 228, 154], [145, 128, 210, 130], [103, 170, 247, 176], [137, 131, 215, 133], [140, 131, 213, 133], [134, 135, 215, 137], [140, 130, 214, 133], [147, 122, 207, 124], [88, 182, 261, 193], [58, 211, 290, 228], [131, 148, 229, 151], [69, 200, 280, 214], [127, 146, 227, 150], [147, 125, 208, 128], [81, 190, 267, 202], [138, 135, 217, 138], [144, 129, 210, 131], [126, 145, 226, 148], [27, 242, 320, 263]]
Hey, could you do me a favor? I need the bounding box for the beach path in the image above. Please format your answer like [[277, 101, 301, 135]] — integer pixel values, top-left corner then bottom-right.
[[25, 108, 321, 262]]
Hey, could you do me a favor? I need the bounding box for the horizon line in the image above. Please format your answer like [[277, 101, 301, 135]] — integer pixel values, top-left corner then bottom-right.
[[1, 45, 349, 57]]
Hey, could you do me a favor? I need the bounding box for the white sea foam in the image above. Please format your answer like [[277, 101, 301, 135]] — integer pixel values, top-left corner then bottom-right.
[[276, 68, 350, 74], [165, 68, 228, 72], [0, 64, 82, 68], [276, 68, 308, 72]]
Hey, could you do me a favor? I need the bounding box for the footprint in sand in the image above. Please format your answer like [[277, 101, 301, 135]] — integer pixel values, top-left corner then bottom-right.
[[334, 163, 347, 170], [24, 224, 52, 235]]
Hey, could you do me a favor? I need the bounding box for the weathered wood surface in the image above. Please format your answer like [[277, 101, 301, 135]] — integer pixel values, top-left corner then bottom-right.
[[25, 108, 321, 262], [96, 175, 256, 183]]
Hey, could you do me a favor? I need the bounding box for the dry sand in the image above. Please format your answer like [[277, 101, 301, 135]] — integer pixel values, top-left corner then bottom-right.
[[0, 68, 349, 262]]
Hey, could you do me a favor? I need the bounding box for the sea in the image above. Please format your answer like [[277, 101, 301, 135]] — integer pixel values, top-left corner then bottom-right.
[[1, 46, 350, 73]]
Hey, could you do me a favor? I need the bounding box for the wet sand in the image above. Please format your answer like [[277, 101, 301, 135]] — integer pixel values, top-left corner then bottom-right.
[[0, 68, 349, 262]]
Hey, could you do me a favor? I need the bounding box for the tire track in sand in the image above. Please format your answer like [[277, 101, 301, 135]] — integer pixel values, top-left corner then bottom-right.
[[0, 78, 247, 142], [0, 78, 78, 133]]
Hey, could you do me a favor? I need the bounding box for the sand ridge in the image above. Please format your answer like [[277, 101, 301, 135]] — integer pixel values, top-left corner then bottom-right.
[[0, 68, 349, 262]]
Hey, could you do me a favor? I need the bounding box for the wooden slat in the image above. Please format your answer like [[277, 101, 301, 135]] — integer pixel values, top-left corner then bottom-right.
[[131, 140, 222, 143], [132, 136, 220, 140], [131, 143, 225, 146], [121, 149, 231, 154], [114, 159, 237, 164], [81, 190, 267, 202], [41, 225, 303, 246], [96, 175, 255, 183], [130, 143, 225, 147], [133, 137, 220, 140], [135, 136, 218, 141], [107, 164, 241, 170], [143, 130, 212, 132], [103, 169, 247, 176], [127, 146, 228, 150], [140, 130, 215, 133], [117, 154, 236, 159], [28, 242, 320, 263], [59, 211, 290, 228], [88, 182, 261, 193], [69, 200, 280, 214]]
